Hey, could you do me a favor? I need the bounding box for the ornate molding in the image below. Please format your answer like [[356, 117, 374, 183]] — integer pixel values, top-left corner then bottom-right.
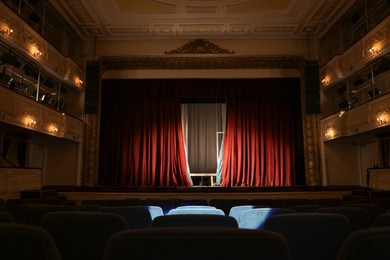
[[165, 39, 235, 54], [99, 55, 306, 72]]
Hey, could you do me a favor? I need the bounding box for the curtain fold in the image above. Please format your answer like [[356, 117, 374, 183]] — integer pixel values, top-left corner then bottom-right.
[[99, 86, 192, 187], [221, 82, 304, 186]]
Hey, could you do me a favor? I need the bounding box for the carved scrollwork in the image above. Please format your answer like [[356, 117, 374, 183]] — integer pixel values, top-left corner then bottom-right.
[[165, 39, 235, 54]]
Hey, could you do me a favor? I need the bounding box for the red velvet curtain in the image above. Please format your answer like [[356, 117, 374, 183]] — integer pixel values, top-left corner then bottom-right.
[[221, 96, 301, 186], [99, 78, 304, 187], [98, 82, 192, 187]]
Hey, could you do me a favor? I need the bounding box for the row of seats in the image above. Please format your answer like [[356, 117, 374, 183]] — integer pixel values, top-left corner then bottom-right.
[[1, 196, 390, 259], [1, 212, 390, 260]]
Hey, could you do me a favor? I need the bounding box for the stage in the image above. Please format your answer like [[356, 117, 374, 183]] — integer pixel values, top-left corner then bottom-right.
[[37, 185, 371, 205]]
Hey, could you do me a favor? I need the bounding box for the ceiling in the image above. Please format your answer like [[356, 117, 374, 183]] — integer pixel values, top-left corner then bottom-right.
[[51, 0, 358, 40]]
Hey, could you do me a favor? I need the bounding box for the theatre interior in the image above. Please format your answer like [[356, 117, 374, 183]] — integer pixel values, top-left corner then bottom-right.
[[1, 0, 390, 259]]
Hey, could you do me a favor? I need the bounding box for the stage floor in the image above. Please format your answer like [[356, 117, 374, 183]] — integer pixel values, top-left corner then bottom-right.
[[40, 185, 365, 204]]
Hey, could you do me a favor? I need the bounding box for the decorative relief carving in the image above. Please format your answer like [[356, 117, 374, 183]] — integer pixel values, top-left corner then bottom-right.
[[13, 98, 41, 124], [370, 98, 390, 124], [66, 0, 95, 24], [165, 39, 235, 54], [253, 25, 295, 33], [109, 26, 152, 35], [0, 173, 7, 192], [311, 0, 340, 21], [46, 48, 67, 77], [64, 116, 83, 142], [322, 116, 340, 140], [305, 114, 321, 186], [0, 169, 41, 196], [99, 55, 305, 71], [0, 88, 15, 116]]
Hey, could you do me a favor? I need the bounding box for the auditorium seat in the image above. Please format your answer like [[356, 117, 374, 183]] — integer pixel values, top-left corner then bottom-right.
[[371, 198, 390, 212], [40, 211, 128, 260], [337, 227, 390, 260], [343, 203, 383, 223], [316, 198, 343, 207], [103, 227, 291, 260], [371, 213, 390, 227], [106, 198, 142, 206], [209, 199, 250, 215], [152, 214, 238, 228], [229, 205, 266, 222], [77, 204, 103, 211], [98, 206, 152, 229], [250, 198, 276, 207], [282, 198, 312, 207], [287, 205, 325, 213], [237, 208, 295, 229], [145, 199, 177, 215], [0, 223, 61, 260], [263, 213, 351, 260], [144, 205, 164, 219], [0, 212, 15, 223], [80, 199, 109, 206], [23, 205, 79, 226], [168, 207, 225, 215], [180, 199, 209, 206], [14, 203, 50, 223], [315, 207, 371, 231]]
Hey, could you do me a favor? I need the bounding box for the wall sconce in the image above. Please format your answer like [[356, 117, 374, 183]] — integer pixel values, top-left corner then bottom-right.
[[321, 75, 330, 86], [376, 111, 389, 125], [325, 126, 335, 139], [369, 42, 382, 56], [75, 76, 83, 87], [0, 23, 13, 37], [30, 44, 43, 58], [49, 125, 58, 135], [25, 116, 37, 128]]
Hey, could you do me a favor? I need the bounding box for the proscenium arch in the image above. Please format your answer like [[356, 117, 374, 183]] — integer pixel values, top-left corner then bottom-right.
[[82, 55, 321, 187]]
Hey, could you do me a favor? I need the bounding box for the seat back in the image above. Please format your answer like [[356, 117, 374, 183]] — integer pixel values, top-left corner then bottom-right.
[[152, 214, 238, 227], [24, 205, 79, 225], [103, 227, 291, 260], [263, 213, 351, 260], [0, 212, 15, 223], [337, 227, 390, 260], [145, 199, 177, 215], [315, 207, 371, 231], [98, 206, 152, 229], [371, 213, 390, 227], [168, 207, 225, 215], [0, 223, 61, 260], [229, 205, 267, 222], [287, 205, 325, 213], [40, 211, 128, 260], [238, 208, 295, 229]]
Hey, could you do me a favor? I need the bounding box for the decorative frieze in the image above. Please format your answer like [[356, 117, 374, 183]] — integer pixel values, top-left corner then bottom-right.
[[320, 16, 390, 88], [99, 55, 306, 72], [0, 168, 42, 198], [165, 39, 235, 54], [321, 94, 390, 141]]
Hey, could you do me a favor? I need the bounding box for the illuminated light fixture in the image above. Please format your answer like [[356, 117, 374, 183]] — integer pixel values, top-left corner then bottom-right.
[[339, 110, 345, 117], [325, 125, 335, 139], [321, 75, 330, 86], [25, 116, 37, 128], [368, 40, 383, 57], [369, 46, 380, 56], [48, 125, 58, 135], [30, 44, 43, 58], [376, 111, 390, 125], [0, 23, 13, 37], [75, 76, 83, 87]]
